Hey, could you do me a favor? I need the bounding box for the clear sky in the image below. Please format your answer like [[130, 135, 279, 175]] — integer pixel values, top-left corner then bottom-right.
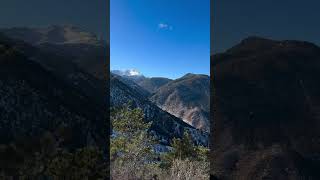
[[111, 0, 210, 79], [213, 0, 320, 54]]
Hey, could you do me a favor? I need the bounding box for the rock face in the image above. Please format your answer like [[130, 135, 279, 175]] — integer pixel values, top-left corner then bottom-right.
[[150, 74, 210, 131], [211, 37, 320, 179], [110, 74, 208, 146], [0, 33, 107, 149]]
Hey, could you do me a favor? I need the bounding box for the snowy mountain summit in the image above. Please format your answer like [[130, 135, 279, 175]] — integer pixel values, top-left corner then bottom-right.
[[111, 69, 143, 77]]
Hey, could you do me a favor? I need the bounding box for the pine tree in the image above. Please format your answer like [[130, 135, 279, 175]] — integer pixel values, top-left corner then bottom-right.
[[110, 105, 160, 179], [161, 131, 209, 168]]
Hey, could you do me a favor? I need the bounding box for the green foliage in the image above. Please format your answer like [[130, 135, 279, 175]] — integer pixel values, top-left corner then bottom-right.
[[171, 131, 197, 160], [111, 105, 160, 179], [111, 105, 151, 134], [46, 147, 107, 179], [196, 145, 210, 162], [161, 131, 209, 168], [0, 131, 108, 179]]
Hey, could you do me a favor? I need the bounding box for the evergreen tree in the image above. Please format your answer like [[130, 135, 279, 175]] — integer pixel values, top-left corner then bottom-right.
[[110, 105, 159, 179], [161, 131, 209, 168]]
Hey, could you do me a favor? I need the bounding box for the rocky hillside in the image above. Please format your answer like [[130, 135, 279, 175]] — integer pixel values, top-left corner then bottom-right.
[[110, 73, 208, 146], [150, 73, 210, 131], [0, 33, 107, 150], [211, 37, 320, 179]]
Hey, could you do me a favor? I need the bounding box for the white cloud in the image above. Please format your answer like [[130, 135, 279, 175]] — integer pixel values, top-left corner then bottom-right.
[[158, 23, 173, 30], [158, 23, 168, 28]]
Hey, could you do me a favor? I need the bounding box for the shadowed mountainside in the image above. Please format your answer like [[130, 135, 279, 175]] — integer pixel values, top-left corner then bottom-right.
[[211, 37, 320, 179], [0, 33, 107, 150]]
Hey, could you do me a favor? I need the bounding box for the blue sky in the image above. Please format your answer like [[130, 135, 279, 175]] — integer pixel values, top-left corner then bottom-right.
[[111, 0, 210, 79]]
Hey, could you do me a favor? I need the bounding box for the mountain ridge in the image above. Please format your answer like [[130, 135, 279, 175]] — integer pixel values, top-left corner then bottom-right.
[[0, 25, 105, 45], [0, 25, 108, 80]]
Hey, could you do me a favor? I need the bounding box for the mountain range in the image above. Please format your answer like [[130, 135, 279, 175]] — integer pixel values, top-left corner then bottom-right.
[[110, 70, 209, 146], [0, 26, 108, 150], [0, 25, 103, 45], [4, 25, 320, 179], [211, 36, 320, 179], [111, 70, 210, 132], [0, 25, 209, 151], [0, 25, 108, 80]]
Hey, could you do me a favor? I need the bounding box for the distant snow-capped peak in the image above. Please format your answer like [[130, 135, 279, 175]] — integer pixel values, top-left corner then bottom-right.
[[126, 69, 141, 76], [111, 69, 142, 77]]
